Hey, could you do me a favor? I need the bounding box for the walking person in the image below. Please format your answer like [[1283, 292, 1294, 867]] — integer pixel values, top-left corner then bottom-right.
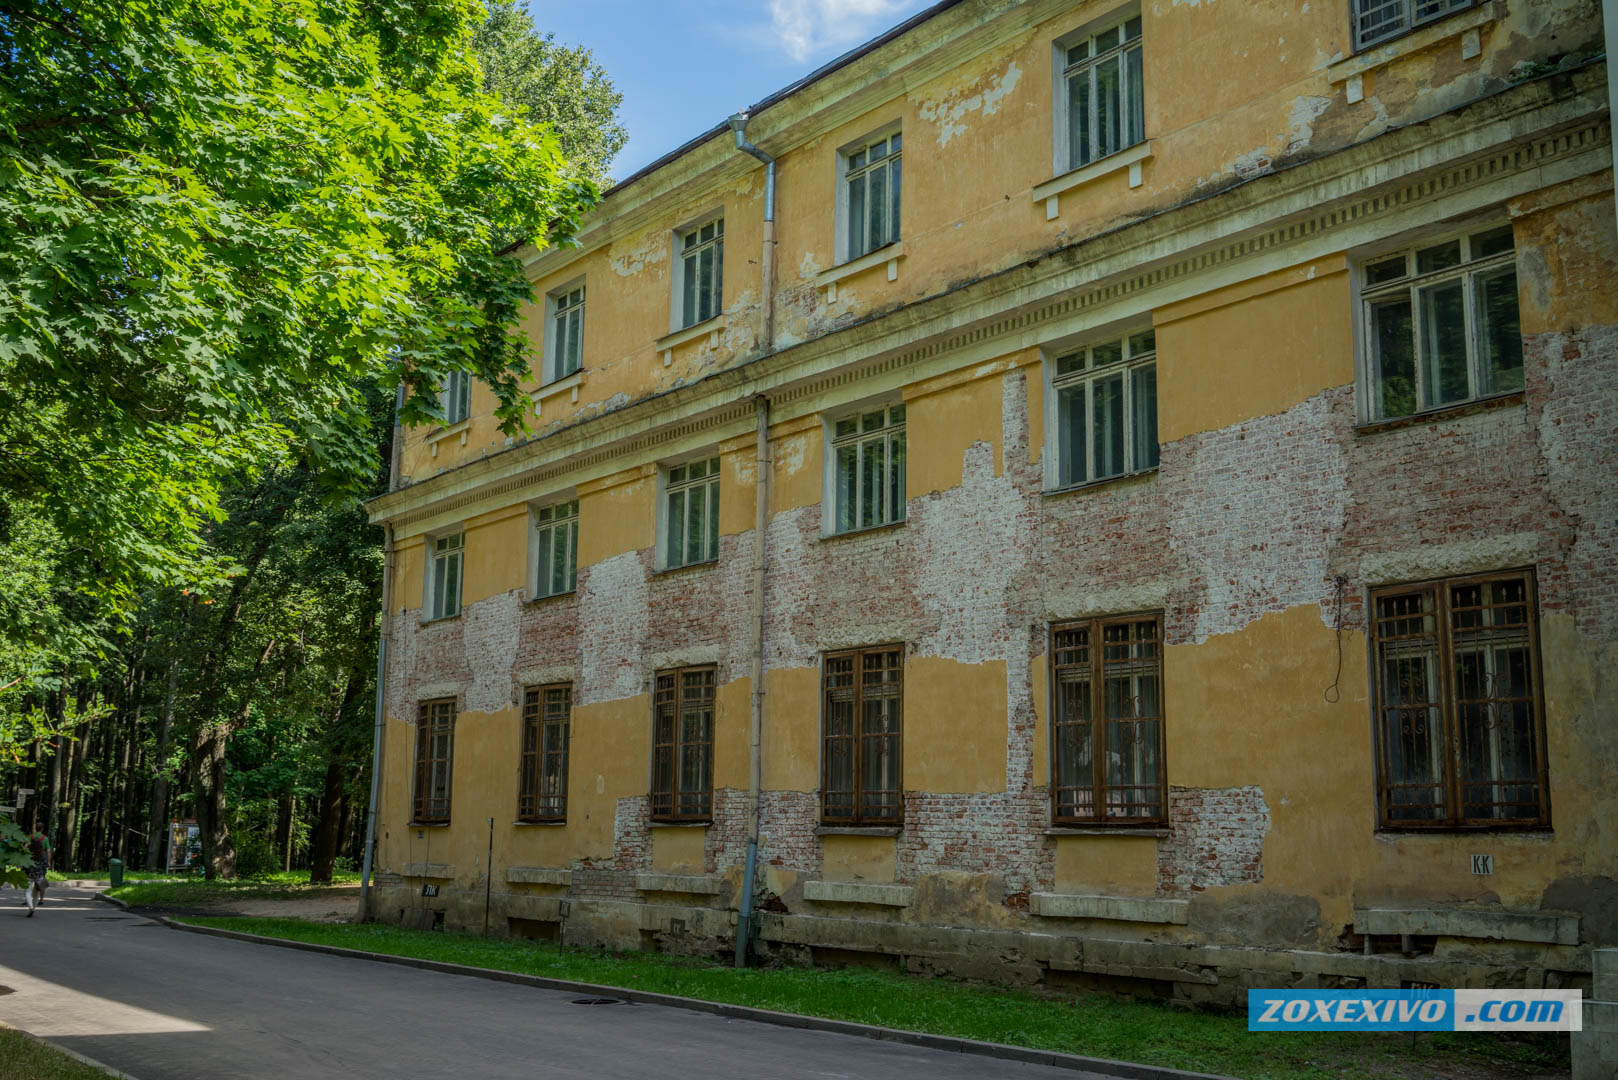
[[24, 829, 49, 915]]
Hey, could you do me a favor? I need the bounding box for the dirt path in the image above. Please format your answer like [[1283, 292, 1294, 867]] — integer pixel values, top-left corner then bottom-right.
[[130, 885, 362, 922]]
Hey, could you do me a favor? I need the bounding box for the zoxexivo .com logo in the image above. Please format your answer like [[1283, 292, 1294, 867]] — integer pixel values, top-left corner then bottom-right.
[[1248, 989, 1582, 1032]]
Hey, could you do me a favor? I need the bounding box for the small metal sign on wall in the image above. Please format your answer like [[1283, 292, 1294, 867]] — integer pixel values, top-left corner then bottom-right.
[[1471, 854, 1494, 875], [421, 883, 440, 897]]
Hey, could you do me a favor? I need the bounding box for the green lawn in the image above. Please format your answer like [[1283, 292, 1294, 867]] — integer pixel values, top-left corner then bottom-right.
[[0, 1027, 118, 1080], [182, 917, 1566, 1080], [108, 870, 360, 906], [48, 869, 179, 883]]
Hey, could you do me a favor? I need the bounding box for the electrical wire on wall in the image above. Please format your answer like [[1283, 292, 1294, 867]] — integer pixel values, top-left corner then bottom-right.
[[1323, 574, 1349, 704]]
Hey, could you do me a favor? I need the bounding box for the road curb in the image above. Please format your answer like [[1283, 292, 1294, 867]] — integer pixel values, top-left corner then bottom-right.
[[160, 917, 1234, 1080], [0, 1018, 142, 1080]]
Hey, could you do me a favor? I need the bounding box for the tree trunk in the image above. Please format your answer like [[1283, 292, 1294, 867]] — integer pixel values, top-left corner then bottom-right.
[[45, 692, 64, 841], [192, 725, 236, 879], [59, 716, 88, 871], [145, 662, 178, 869], [275, 792, 294, 872], [337, 790, 355, 864], [308, 754, 347, 884]]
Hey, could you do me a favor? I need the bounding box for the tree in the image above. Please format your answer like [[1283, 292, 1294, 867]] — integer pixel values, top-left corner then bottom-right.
[[473, 0, 628, 187]]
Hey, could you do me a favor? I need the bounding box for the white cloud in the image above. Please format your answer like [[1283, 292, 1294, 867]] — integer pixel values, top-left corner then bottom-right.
[[766, 0, 918, 62]]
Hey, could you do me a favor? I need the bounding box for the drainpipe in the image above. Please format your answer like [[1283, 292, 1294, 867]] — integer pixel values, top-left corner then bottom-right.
[[730, 113, 776, 969], [362, 387, 405, 910]]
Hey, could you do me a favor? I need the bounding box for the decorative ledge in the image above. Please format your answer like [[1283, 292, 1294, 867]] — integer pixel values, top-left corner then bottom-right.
[[636, 873, 723, 895], [815, 826, 902, 838], [401, 862, 454, 879], [656, 315, 726, 365], [1043, 827, 1168, 838], [815, 243, 905, 303], [1030, 892, 1189, 924], [1032, 141, 1153, 221], [1326, 5, 1495, 91], [424, 418, 470, 456], [532, 370, 582, 415], [1354, 907, 1579, 946], [507, 867, 570, 886], [803, 880, 913, 907]]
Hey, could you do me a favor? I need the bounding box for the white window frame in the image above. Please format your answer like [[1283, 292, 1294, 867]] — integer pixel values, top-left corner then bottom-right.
[[544, 282, 585, 385], [1354, 220, 1521, 424], [1352, 0, 1475, 52], [439, 370, 471, 426], [1052, 6, 1144, 176], [424, 531, 465, 621], [835, 126, 902, 265], [658, 455, 721, 570], [530, 497, 578, 599], [823, 402, 906, 536], [1044, 327, 1159, 491], [671, 214, 724, 332]]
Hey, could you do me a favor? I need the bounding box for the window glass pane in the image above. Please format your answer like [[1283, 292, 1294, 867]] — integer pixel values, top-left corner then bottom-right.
[[686, 480, 707, 563], [1095, 54, 1122, 159], [860, 439, 881, 529], [1066, 41, 1089, 65], [835, 443, 857, 533], [536, 525, 552, 595], [868, 162, 887, 254], [1058, 383, 1086, 486], [1095, 25, 1119, 51], [835, 416, 858, 438], [1068, 69, 1091, 169], [1365, 256, 1406, 287], [666, 488, 685, 567], [682, 252, 697, 327], [1124, 15, 1142, 39], [1056, 352, 1086, 376], [1128, 330, 1155, 357], [1370, 295, 1416, 418], [1375, 589, 1446, 822], [1125, 44, 1144, 146], [444, 552, 460, 615], [707, 479, 719, 560], [1470, 225, 1514, 259], [1131, 363, 1159, 470], [1416, 239, 1462, 274], [433, 554, 447, 618], [1418, 278, 1469, 408], [869, 139, 887, 162], [888, 155, 901, 246], [1474, 266, 1523, 395], [1092, 372, 1126, 479], [1053, 629, 1093, 820], [888, 431, 905, 523], [712, 237, 723, 318], [848, 173, 866, 258], [1102, 621, 1161, 818], [699, 247, 715, 322], [1450, 579, 1538, 821], [1092, 339, 1124, 366]]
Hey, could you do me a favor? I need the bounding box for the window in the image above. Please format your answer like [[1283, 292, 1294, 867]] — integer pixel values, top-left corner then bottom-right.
[[829, 404, 906, 533], [842, 131, 901, 261], [533, 500, 577, 598], [1360, 224, 1521, 422], [1353, 0, 1474, 50], [652, 667, 715, 821], [1371, 570, 1548, 828], [677, 218, 723, 329], [548, 285, 584, 383], [426, 533, 464, 621], [1050, 615, 1164, 824], [821, 646, 903, 825], [663, 457, 720, 569], [1061, 14, 1144, 172], [440, 370, 471, 425], [1052, 329, 1158, 488], [413, 699, 455, 824], [518, 684, 570, 822]]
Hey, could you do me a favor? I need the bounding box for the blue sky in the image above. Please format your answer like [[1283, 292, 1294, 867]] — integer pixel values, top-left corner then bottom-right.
[[526, 0, 937, 180]]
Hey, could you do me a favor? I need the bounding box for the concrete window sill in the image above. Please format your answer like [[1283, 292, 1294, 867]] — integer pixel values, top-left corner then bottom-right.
[[1043, 467, 1157, 499], [523, 589, 576, 607], [1033, 141, 1152, 220], [1354, 906, 1579, 946], [424, 418, 471, 445], [532, 370, 583, 415], [1328, 4, 1496, 86], [803, 880, 913, 907], [818, 519, 906, 544], [1044, 826, 1168, 838], [506, 867, 571, 885], [653, 558, 718, 578], [401, 862, 454, 878], [656, 315, 726, 365], [816, 243, 905, 302], [1030, 892, 1189, 925], [815, 826, 902, 837], [648, 821, 710, 829], [1354, 390, 1523, 435], [636, 874, 722, 895]]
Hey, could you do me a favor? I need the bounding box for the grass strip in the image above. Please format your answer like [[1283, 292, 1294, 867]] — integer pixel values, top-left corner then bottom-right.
[[108, 870, 360, 906], [0, 1027, 119, 1080], [181, 917, 1566, 1080]]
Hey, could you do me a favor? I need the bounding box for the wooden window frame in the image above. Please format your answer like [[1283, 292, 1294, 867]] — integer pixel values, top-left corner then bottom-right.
[[842, 131, 902, 262], [651, 666, 715, 823], [532, 499, 578, 599], [1049, 613, 1166, 826], [677, 218, 724, 329], [820, 644, 904, 826], [1370, 569, 1550, 831], [412, 699, 456, 825], [518, 684, 571, 823], [828, 404, 906, 534], [1049, 328, 1159, 489], [1059, 11, 1145, 173], [547, 285, 585, 383], [662, 457, 721, 570]]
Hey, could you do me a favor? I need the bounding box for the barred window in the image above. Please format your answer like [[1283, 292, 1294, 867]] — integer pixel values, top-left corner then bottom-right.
[[1051, 615, 1164, 824], [821, 646, 903, 825], [1372, 570, 1548, 828], [678, 219, 723, 329], [652, 667, 715, 822], [533, 500, 577, 598], [1361, 224, 1522, 422], [1061, 13, 1144, 171], [1052, 329, 1158, 488], [830, 404, 906, 534], [518, 685, 570, 822], [664, 457, 720, 569], [1353, 0, 1474, 51], [413, 699, 455, 824], [843, 131, 901, 261]]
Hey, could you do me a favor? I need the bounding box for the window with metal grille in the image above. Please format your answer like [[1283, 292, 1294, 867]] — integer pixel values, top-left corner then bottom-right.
[[533, 500, 577, 598], [821, 646, 903, 825], [1352, 0, 1474, 51], [518, 684, 570, 822], [1372, 570, 1548, 828], [1052, 329, 1158, 488], [439, 370, 471, 425], [843, 131, 901, 261], [663, 457, 720, 569], [427, 533, 463, 621], [549, 286, 584, 382], [830, 404, 906, 534], [1360, 224, 1521, 422], [652, 667, 715, 821], [1061, 14, 1144, 172], [1050, 615, 1164, 825], [413, 699, 455, 824], [678, 219, 723, 329]]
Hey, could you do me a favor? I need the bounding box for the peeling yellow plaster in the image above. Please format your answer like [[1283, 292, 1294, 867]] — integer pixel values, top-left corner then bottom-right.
[[905, 371, 1003, 494], [1054, 835, 1159, 895], [823, 835, 896, 883], [763, 667, 820, 793], [652, 825, 706, 874], [904, 656, 1007, 794], [577, 467, 655, 568]]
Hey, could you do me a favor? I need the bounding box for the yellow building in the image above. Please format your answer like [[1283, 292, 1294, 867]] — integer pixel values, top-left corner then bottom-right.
[[364, 0, 1616, 1001]]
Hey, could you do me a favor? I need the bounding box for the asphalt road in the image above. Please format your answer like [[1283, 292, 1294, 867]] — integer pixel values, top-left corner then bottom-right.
[[0, 885, 1108, 1080]]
